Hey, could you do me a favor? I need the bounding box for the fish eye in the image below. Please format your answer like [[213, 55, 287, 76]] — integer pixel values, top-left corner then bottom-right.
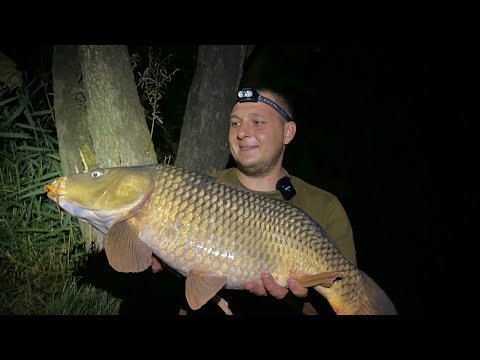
[[90, 170, 104, 178]]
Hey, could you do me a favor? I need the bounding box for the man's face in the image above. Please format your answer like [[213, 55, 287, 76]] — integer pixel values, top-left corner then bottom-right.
[[228, 91, 295, 177]]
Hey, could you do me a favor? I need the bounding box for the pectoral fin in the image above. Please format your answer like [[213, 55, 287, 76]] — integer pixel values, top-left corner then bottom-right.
[[185, 272, 228, 310], [104, 218, 152, 273], [297, 271, 346, 288]]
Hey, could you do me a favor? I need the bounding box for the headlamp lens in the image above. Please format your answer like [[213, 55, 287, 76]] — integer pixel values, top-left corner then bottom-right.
[[238, 90, 253, 98], [237, 88, 258, 102]]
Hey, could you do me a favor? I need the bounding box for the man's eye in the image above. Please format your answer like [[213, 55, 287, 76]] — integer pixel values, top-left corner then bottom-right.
[[231, 122, 240, 128], [254, 120, 264, 126]]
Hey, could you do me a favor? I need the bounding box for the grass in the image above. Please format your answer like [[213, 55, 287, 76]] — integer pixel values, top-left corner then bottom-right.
[[0, 77, 121, 315]]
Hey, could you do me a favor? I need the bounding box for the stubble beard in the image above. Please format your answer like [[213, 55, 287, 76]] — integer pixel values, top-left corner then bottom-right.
[[235, 144, 284, 178]]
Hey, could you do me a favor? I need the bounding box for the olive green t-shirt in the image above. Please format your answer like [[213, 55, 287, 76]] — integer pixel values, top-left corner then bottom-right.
[[211, 167, 357, 266]]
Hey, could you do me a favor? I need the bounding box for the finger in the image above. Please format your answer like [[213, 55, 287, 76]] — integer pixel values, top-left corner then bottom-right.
[[287, 278, 308, 298], [151, 255, 163, 273], [262, 273, 289, 299], [244, 281, 267, 296]]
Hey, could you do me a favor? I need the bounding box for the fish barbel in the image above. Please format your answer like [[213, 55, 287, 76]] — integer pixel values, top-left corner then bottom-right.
[[44, 163, 398, 315]]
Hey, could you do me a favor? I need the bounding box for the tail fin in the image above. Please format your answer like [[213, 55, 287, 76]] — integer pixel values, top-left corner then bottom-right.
[[353, 270, 398, 315]]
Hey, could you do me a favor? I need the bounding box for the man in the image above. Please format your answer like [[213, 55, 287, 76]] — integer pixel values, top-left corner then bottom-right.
[[151, 87, 357, 316]]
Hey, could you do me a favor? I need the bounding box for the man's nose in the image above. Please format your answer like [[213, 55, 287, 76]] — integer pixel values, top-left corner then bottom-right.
[[237, 123, 251, 138]]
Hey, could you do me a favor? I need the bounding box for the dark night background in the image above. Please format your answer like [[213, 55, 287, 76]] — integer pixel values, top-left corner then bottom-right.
[[1, 43, 475, 316]]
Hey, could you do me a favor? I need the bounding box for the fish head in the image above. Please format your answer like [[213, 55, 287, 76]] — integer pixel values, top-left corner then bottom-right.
[[44, 166, 155, 233]]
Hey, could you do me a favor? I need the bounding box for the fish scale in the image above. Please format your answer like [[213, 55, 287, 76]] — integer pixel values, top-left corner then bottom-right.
[[44, 163, 397, 315], [142, 165, 354, 293]]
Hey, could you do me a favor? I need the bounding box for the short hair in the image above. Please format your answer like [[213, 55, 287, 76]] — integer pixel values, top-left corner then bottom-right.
[[253, 87, 295, 120]]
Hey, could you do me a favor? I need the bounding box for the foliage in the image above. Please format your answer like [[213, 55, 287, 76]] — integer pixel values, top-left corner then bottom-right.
[[131, 47, 180, 163], [0, 52, 23, 90], [44, 280, 120, 315], [0, 75, 120, 315]]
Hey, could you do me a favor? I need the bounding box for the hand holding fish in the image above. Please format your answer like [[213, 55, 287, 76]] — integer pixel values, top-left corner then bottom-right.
[[245, 273, 308, 299]]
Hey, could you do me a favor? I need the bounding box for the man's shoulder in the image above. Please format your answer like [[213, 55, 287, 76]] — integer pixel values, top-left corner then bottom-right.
[[289, 175, 338, 202]]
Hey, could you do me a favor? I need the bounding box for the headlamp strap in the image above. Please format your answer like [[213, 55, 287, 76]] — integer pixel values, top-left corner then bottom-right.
[[237, 88, 293, 122]]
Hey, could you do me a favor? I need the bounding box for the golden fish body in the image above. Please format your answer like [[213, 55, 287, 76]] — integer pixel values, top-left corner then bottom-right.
[[45, 164, 397, 315]]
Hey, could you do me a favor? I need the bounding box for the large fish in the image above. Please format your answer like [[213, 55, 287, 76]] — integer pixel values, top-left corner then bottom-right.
[[44, 163, 398, 315]]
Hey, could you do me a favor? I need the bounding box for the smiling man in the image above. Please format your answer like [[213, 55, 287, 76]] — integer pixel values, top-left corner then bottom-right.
[[201, 87, 358, 315]]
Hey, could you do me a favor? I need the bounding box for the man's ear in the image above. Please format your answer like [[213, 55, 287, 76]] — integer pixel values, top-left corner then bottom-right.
[[284, 121, 297, 145]]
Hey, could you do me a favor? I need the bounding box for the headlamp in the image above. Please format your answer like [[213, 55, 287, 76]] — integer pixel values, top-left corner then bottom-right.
[[237, 88, 293, 122]]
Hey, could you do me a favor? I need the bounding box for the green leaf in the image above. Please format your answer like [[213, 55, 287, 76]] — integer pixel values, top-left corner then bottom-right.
[[29, 110, 52, 116], [8, 102, 26, 122], [0, 132, 32, 139], [0, 95, 19, 107]]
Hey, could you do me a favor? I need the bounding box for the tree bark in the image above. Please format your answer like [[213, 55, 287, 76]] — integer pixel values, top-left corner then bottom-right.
[[174, 45, 248, 174], [52, 45, 102, 252], [78, 45, 158, 168], [52, 45, 92, 177]]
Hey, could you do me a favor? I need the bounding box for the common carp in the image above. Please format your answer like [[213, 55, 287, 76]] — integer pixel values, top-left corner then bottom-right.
[[44, 163, 398, 315]]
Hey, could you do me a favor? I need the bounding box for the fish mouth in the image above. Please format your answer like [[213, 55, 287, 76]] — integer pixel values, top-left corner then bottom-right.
[[44, 178, 66, 205]]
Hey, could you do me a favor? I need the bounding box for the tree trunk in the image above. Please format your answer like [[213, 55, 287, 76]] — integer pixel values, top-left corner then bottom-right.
[[174, 45, 249, 174], [78, 45, 158, 168], [52, 45, 101, 252], [52, 46, 93, 177], [52, 45, 157, 251]]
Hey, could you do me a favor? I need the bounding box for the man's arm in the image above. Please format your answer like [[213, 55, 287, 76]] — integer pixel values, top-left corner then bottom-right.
[[324, 197, 357, 266]]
